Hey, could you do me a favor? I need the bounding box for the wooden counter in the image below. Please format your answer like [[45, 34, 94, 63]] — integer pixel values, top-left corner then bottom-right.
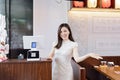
[[94, 66, 120, 80], [0, 58, 52, 80]]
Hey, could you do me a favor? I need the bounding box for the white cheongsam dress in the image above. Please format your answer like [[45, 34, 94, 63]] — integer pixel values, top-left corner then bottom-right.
[[52, 40, 78, 80]]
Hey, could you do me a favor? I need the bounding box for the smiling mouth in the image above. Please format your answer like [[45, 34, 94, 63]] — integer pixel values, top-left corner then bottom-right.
[[62, 35, 67, 38]]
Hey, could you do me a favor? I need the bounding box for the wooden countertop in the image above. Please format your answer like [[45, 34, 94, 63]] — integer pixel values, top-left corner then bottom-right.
[[94, 65, 120, 80], [0, 58, 52, 63]]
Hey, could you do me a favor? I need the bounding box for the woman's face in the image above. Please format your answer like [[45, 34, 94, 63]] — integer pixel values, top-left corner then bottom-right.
[[60, 27, 70, 41]]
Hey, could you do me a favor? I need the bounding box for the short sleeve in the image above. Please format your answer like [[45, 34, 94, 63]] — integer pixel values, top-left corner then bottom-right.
[[73, 42, 78, 48], [52, 41, 57, 48]]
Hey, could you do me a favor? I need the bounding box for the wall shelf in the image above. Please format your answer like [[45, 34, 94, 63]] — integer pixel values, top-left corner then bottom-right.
[[71, 0, 120, 12], [71, 8, 120, 12]]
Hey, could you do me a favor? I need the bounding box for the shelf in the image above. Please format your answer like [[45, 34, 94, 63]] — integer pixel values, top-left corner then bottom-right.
[[70, 8, 120, 12], [71, 0, 120, 12]]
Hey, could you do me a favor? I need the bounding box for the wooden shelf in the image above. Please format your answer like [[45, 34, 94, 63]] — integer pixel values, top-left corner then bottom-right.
[[70, 8, 120, 12], [71, 0, 120, 11]]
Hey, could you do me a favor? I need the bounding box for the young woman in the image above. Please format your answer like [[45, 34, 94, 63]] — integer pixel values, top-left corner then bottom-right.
[[48, 23, 102, 80]]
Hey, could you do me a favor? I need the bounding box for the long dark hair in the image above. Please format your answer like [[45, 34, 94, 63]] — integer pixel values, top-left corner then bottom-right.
[[55, 23, 74, 49]]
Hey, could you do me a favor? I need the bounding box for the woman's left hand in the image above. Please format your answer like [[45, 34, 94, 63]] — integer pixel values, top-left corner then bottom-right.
[[88, 53, 103, 60]]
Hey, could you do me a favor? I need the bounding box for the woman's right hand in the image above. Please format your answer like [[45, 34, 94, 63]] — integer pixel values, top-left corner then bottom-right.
[[47, 57, 52, 60]]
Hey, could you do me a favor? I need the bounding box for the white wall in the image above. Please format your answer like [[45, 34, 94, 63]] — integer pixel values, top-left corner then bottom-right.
[[33, 0, 70, 57], [68, 11, 120, 56]]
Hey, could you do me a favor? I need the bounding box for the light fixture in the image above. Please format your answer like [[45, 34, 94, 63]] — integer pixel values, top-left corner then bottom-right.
[[115, 0, 120, 9], [102, 0, 111, 8], [87, 0, 97, 8]]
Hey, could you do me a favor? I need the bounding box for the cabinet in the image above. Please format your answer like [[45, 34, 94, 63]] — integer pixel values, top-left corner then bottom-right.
[[72, 0, 118, 9], [0, 58, 52, 80]]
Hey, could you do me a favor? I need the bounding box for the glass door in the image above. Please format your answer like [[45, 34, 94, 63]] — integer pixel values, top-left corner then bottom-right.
[[9, 0, 33, 58]]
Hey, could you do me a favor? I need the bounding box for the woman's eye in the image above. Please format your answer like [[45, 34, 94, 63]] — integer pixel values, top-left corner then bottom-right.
[[64, 30, 67, 32]]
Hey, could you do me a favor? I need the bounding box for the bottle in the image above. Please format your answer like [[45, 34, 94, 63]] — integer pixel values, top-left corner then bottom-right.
[[73, 1, 84, 8], [115, 0, 120, 9], [87, 0, 97, 8], [102, 0, 111, 8]]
